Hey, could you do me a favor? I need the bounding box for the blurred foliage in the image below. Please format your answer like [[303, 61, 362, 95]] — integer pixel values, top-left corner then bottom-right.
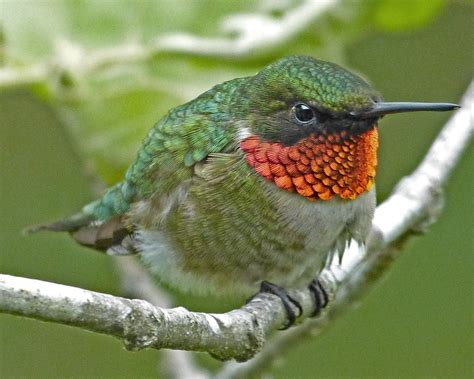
[[1, 1, 472, 378], [372, 0, 445, 31], [0, 0, 449, 184]]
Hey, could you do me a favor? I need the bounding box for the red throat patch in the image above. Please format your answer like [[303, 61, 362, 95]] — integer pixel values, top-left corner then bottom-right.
[[240, 128, 378, 201]]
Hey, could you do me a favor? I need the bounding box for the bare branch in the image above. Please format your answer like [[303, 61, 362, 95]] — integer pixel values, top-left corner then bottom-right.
[[0, 83, 471, 370], [0, 0, 338, 89], [115, 257, 209, 379], [0, 272, 314, 361], [155, 0, 337, 57]]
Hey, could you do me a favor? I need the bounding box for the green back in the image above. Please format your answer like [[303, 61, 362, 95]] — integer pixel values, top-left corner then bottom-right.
[[84, 78, 246, 220]]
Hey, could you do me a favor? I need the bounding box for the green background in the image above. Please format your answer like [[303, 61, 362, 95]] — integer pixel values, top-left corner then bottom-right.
[[1, 1, 472, 378]]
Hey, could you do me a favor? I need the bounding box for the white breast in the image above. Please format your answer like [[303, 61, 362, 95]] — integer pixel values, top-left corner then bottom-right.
[[263, 184, 376, 287]]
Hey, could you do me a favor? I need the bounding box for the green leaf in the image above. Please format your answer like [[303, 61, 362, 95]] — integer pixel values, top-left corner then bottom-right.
[[373, 0, 446, 32]]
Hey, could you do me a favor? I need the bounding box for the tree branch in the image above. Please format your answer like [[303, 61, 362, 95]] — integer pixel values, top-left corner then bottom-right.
[[0, 272, 313, 361], [115, 257, 209, 379], [154, 0, 337, 57], [0, 0, 338, 89], [1, 83, 471, 371]]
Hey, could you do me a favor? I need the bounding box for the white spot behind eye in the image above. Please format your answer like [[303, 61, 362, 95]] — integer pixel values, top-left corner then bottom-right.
[[235, 121, 252, 141]]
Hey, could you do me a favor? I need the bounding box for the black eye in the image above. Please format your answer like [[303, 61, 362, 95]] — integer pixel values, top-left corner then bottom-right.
[[293, 103, 315, 123]]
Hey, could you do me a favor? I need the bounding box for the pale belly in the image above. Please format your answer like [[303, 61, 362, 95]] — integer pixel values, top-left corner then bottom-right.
[[137, 179, 375, 297]]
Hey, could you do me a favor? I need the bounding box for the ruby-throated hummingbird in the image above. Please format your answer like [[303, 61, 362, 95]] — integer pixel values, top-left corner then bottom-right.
[[31, 56, 458, 323]]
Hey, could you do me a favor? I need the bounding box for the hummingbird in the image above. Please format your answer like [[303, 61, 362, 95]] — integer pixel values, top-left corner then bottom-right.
[[30, 56, 458, 324]]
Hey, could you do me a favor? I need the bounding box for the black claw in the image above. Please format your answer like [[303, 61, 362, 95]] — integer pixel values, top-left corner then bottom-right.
[[308, 279, 329, 317], [318, 280, 329, 308], [259, 281, 302, 329]]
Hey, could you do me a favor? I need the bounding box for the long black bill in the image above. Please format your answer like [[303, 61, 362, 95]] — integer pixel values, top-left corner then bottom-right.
[[352, 102, 460, 119]]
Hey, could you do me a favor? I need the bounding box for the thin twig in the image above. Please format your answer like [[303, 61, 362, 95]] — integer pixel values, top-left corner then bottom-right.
[[154, 0, 337, 57]]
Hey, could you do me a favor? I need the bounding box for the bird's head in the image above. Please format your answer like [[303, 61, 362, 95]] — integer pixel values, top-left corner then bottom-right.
[[235, 56, 458, 201]]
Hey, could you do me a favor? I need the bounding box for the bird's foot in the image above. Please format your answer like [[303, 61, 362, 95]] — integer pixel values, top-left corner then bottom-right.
[[308, 279, 329, 317], [258, 281, 302, 329]]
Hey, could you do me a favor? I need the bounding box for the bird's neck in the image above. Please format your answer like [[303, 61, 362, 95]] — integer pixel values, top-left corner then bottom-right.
[[240, 127, 378, 201]]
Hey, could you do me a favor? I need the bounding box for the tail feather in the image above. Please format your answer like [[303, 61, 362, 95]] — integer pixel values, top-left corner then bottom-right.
[[26, 178, 137, 234], [26, 212, 135, 255], [25, 212, 96, 233], [26, 180, 137, 254]]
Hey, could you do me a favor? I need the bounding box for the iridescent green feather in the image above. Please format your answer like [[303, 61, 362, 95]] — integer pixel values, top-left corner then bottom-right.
[[83, 78, 246, 221]]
